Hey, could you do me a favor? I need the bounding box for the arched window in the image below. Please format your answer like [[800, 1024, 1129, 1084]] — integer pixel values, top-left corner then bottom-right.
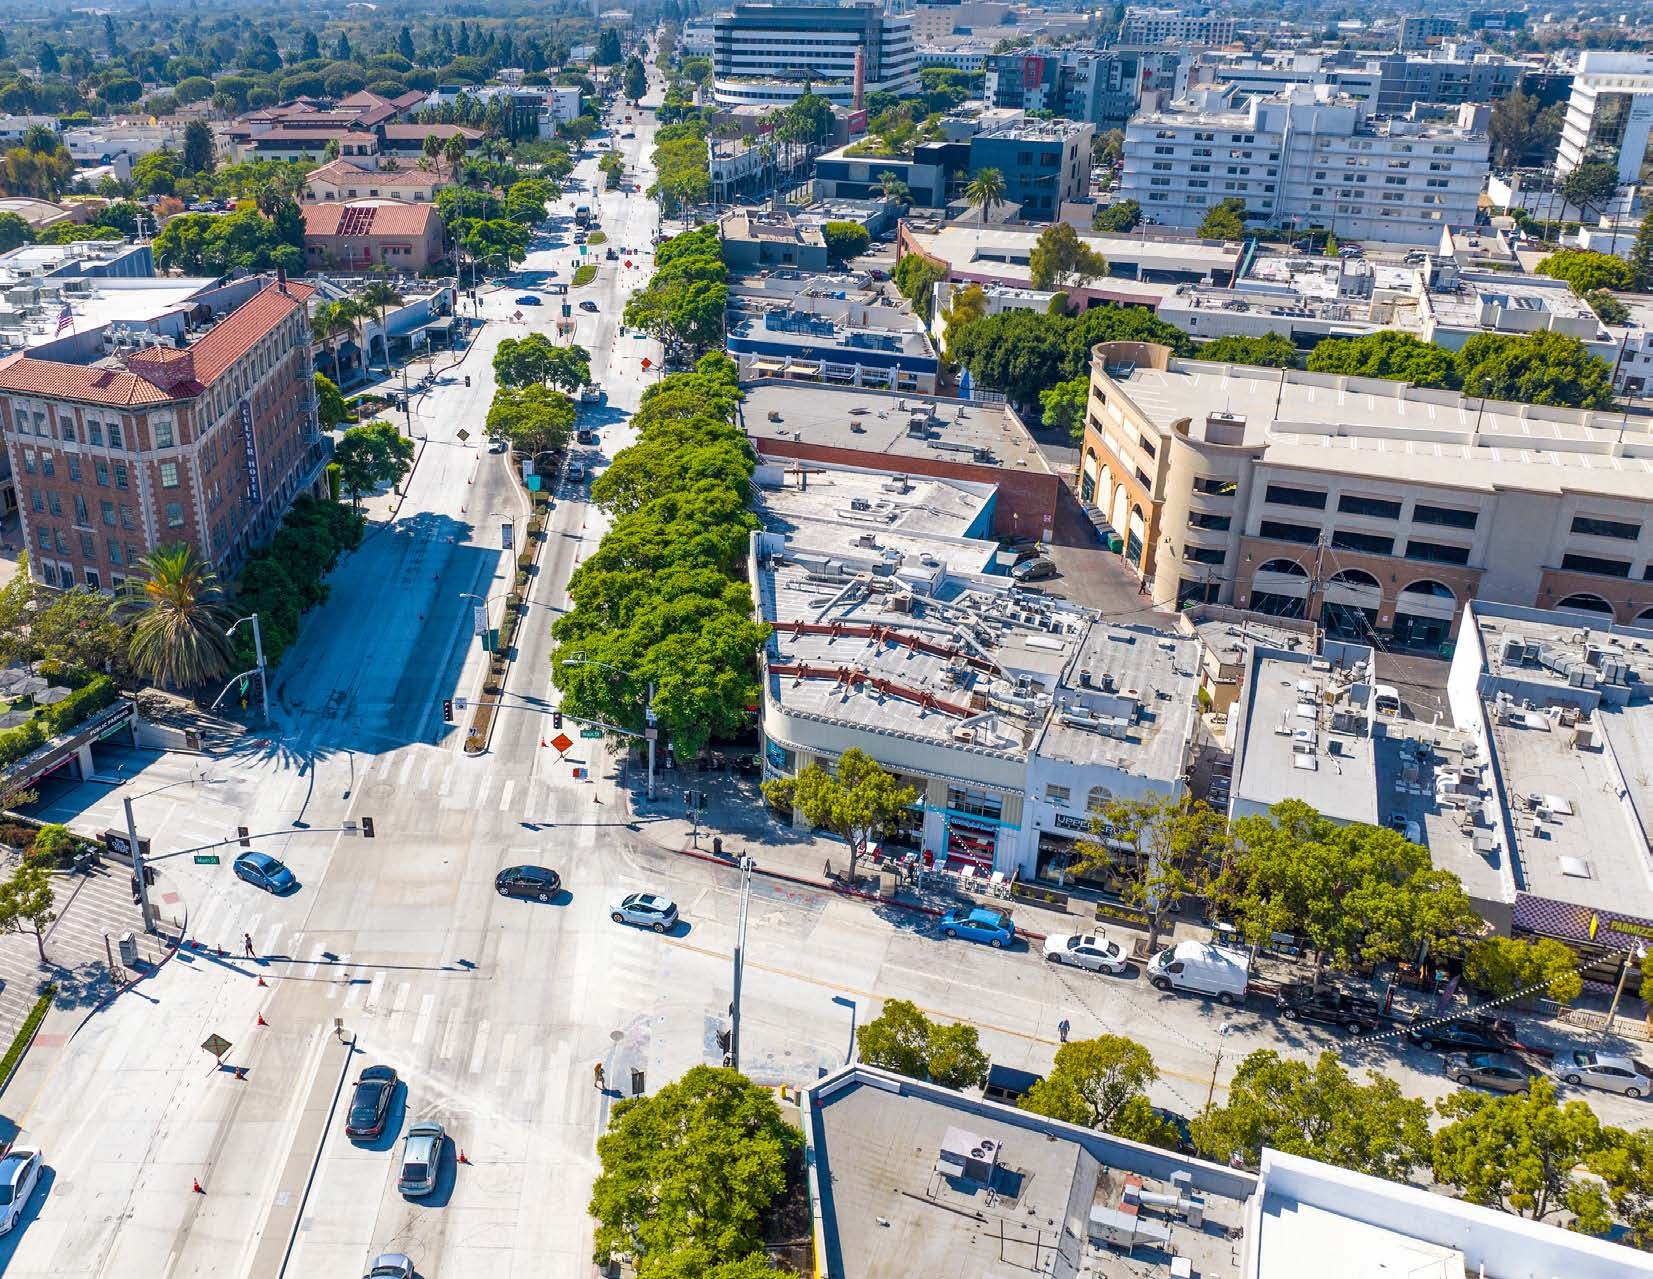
[[1257, 558, 1308, 577], [1636, 605, 1653, 623], [1329, 568, 1381, 589], [1087, 786, 1112, 812], [1556, 593, 1614, 616], [1401, 580, 1455, 600]]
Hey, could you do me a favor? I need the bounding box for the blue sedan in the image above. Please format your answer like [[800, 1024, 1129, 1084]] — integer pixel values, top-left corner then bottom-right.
[[939, 905, 1015, 948], [515, 294, 542, 306], [234, 851, 297, 894]]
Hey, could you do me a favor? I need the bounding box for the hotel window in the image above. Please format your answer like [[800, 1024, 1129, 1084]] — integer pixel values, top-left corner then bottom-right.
[[95, 460, 109, 486], [67, 456, 81, 482], [101, 500, 115, 526], [160, 462, 180, 488], [114, 462, 129, 490], [165, 502, 185, 529], [154, 420, 174, 449]]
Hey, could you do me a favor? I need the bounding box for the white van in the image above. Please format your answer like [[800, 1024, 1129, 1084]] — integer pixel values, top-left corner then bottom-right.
[[1146, 940, 1250, 1006]]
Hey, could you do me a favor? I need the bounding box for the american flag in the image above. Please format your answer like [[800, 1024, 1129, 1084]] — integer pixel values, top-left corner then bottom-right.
[[54, 303, 72, 336]]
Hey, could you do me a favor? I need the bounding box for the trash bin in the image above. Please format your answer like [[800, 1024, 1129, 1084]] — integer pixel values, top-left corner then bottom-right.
[[118, 931, 139, 967]]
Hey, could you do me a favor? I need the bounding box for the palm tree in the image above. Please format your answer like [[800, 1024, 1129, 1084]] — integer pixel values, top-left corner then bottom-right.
[[421, 132, 443, 173], [442, 133, 468, 181], [311, 300, 353, 383], [966, 168, 1007, 223], [358, 279, 405, 370], [878, 170, 911, 209], [122, 545, 235, 690]]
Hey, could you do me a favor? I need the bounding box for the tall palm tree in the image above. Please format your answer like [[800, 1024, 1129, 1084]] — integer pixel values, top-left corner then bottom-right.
[[966, 168, 1007, 223], [422, 132, 444, 172], [122, 545, 235, 690], [310, 299, 353, 383], [442, 133, 468, 181], [358, 279, 405, 370], [878, 170, 911, 209]]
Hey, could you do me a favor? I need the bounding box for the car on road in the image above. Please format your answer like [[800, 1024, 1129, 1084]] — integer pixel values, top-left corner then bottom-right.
[[611, 892, 679, 932], [495, 864, 562, 901], [0, 1147, 41, 1235], [234, 850, 296, 894], [580, 383, 603, 403], [566, 461, 586, 483], [622, 130, 636, 138], [363, 1254, 415, 1279], [1444, 1051, 1538, 1093], [1272, 982, 1384, 1034], [1555, 1049, 1652, 1097], [515, 294, 541, 306], [1043, 932, 1130, 973], [398, 1121, 445, 1197], [345, 1065, 398, 1140], [576, 427, 598, 445], [1012, 556, 1056, 582], [579, 299, 599, 312], [939, 905, 1015, 948], [1406, 1013, 1520, 1054]]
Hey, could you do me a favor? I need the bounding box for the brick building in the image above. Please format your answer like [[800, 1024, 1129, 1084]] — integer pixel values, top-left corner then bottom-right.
[[301, 202, 447, 273], [0, 276, 329, 591]]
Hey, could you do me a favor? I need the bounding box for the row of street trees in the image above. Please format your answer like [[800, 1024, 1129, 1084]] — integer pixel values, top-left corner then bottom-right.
[[622, 225, 729, 367]]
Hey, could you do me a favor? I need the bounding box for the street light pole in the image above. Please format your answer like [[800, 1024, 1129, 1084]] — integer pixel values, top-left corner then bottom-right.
[[731, 854, 754, 1073], [123, 793, 155, 934], [1605, 944, 1649, 1034], [559, 657, 657, 800], [217, 613, 267, 725]]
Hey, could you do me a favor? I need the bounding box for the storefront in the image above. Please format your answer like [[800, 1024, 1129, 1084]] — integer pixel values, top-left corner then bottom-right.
[[1512, 893, 1650, 995]]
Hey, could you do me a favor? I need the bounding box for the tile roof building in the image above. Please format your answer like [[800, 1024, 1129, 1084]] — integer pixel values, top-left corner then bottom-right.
[[300, 202, 446, 273], [301, 159, 451, 206], [0, 276, 330, 591]]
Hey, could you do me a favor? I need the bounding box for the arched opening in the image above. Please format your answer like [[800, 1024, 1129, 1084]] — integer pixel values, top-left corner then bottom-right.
[[1328, 568, 1381, 589], [1321, 568, 1381, 640], [1081, 448, 1099, 504], [1249, 557, 1308, 619], [1109, 482, 1129, 543], [1637, 606, 1653, 624], [1087, 786, 1112, 812], [1394, 580, 1458, 651], [1127, 504, 1146, 568], [1556, 592, 1614, 616]]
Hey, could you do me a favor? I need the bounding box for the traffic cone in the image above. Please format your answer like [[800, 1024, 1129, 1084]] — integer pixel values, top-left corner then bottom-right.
[[458, 1148, 470, 1165], [192, 1177, 204, 1194], [256, 1012, 268, 1027], [256, 976, 267, 987], [216, 946, 226, 957], [540, 737, 548, 748]]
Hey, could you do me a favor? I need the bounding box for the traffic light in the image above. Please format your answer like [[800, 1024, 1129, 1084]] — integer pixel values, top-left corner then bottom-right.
[[683, 789, 692, 808], [237, 826, 250, 848], [554, 711, 563, 730], [361, 817, 376, 839], [443, 698, 454, 723]]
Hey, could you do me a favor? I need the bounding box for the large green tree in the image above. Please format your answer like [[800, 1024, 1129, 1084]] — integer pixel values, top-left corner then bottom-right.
[[486, 383, 576, 457], [1196, 197, 1247, 240], [1198, 333, 1298, 368], [821, 220, 871, 263], [1463, 935, 1584, 1004], [855, 999, 989, 1090], [332, 420, 414, 507], [1453, 330, 1616, 410], [1535, 248, 1632, 295], [1194, 1049, 1431, 1180], [0, 859, 57, 961], [1038, 376, 1090, 443], [589, 1065, 798, 1278], [1305, 330, 1458, 387], [1020, 1035, 1158, 1131], [122, 544, 235, 689], [1559, 161, 1619, 214], [1093, 199, 1140, 233], [762, 748, 918, 882], [1071, 797, 1227, 950], [1029, 222, 1108, 290]]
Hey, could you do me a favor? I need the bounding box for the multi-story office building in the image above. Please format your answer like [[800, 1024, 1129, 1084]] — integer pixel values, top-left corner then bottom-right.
[[1117, 6, 1237, 47], [1556, 51, 1653, 187], [711, 2, 919, 107], [984, 48, 1180, 132], [1120, 85, 1489, 246], [0, 276, 329, 592], [1396, 14, 1462, 51], [967, 119, 1094, 220], [1078, 340, 1653, 641]]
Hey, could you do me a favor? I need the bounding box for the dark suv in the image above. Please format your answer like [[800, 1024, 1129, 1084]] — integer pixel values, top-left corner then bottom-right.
[[1406, 1013, 1520, 1054], [1274, 983, 1384, 1034]]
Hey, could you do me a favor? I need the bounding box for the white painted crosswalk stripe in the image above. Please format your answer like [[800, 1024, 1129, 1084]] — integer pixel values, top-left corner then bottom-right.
[[437, 1012, 461, 1061], [411, 994, 435, 1046], [468, 1020, 490, 1075], [498, 779, 516, 813], [301, 941, 325, 981], [397, 754, 415, 788], [391, 982, 410, 1018], [494, 1032, 517, 1086], [364, 971, 386, 1012]]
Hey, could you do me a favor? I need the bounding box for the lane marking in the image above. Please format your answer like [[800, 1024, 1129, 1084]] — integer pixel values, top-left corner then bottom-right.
[[468, 1020, 491, 1075], [411, 994, 435, 1047]]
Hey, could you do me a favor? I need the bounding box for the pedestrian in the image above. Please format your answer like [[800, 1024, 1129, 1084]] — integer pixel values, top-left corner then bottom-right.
[[1058, 1017, 1071, 1043], [243, 932, 256, 959], [593, 1062, 605, 1091]]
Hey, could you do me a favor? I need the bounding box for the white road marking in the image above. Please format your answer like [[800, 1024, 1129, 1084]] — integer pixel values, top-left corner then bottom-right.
[[437, 1011, 461, 1061], [392, 982, 410, 1018], [411, 994, 436, 1047], [468, 1020, 491, 1075], [498, 779, 516, 813], [301, 940, 325, 981], [365, 971, 386, 1012], [495, 1032, 517, 1086]]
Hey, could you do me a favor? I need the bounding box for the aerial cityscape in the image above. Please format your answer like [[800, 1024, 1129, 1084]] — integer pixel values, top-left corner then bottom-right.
[[0, 1, 1651, 1276]]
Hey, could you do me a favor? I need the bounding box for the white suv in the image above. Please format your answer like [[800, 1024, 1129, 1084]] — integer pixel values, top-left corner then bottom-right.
[[0, 1148, 42, 1234]]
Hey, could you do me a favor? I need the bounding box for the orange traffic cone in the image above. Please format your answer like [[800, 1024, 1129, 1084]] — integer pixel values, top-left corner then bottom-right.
[[256, 976, 267, 987], [256, 1012, 268, 1027], [540, 737, 548, 748], [458, 1148, 471, 1165], [192, 1177, 204, 1194]]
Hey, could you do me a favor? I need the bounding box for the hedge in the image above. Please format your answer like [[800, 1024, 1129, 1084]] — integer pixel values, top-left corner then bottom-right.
[[0, 986, 56, 1092], [0, 674, 117, 769]]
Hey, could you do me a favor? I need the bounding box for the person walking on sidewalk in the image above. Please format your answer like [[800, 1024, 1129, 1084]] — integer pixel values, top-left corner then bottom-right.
[[1058, 1017, 1071, 1043], [593, 1062, 605, 1091], [243, 933, 256, 959]]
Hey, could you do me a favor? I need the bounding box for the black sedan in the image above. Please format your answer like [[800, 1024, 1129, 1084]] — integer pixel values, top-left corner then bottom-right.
[[345, 1065, 398, 1140], [1274, 982, 1385, 1034], [495, 865, 562, 901], [1406, 1013, 1521, 1054]]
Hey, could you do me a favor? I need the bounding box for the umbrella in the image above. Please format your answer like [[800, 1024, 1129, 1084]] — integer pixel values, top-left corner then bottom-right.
[[12, 676, 48, 698], [0, 710, 30, 729], [0, 670, 29, 694], [35, 686, 71, 706]]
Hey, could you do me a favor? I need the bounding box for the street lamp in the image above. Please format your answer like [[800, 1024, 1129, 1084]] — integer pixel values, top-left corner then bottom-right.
[[211, 614, 267, 725], [557, 655, 657, 800], [730, 854, 756, 1072], [121, 770, 215, 934], [1606, 943, 1649, 1034], [1204, 1021, 1232, 1111]]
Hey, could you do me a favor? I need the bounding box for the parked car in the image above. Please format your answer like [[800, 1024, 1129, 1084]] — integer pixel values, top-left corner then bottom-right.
[[1011, 556, 1056, 582], [494, 865, 562, 901], [1043, 932, 1130, 974], [363, 1255, 415, 1279], [345, 1065, 398, 1140], [1273, 982, 1384, 1034], [611, 892, 679, 932], [0, 1147, 41, 1236], [1444, 1051, 1538, 1093], [1406, 1013, 1519, 1054], [515, 294, 541, 306], [1555, 1049, 1652, 1098], [939, 905, 1015, 948], [580, 383, 603, 403], [1146, 940, 1249, 1005], [576, 427, 598, 445], [398, 1121, 445, 1197], [580, 299, 599, 312], [234, 851, 297, 894]]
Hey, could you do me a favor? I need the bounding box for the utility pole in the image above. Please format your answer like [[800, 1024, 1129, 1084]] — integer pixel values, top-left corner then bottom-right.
[[1606, 943, 1649, 1034], [730, 855, 755, 1072], [123, 794, 155, 934]]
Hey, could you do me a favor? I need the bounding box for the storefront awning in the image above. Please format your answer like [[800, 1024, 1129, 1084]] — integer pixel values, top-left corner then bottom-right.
[[1513, 891, 1653, 952]]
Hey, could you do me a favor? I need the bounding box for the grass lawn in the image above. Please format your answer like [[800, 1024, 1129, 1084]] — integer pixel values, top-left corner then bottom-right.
[[572, 264, 597, 287], [587, 230, 608, 245]]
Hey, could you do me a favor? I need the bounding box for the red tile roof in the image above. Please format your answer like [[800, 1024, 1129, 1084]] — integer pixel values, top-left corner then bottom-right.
[[0, 280, 314, 408], [302, 203, 441, 237], [304, 159, 447, 189], [381, 123, 484, 143]]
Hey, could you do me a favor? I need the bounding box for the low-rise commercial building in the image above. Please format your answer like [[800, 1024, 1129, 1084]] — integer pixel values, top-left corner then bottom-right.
[[301, 159, 450, 205], [902, 221, 1243, 292], [0, 275, 329, 591], [1078, 340, 1653, 638], [300, 203, 446, 274], [718, 207, 829, 271]]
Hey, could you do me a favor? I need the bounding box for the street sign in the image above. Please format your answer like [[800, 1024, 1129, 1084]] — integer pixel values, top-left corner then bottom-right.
[[193, 854, 221, 865], [580, 727, 604, 739], [456, 428, 471, 443], [473, 605, 488, 637], [201, 1033, 232, 1060], [551, 732, 574, 753], [501, 521, 514, 550], [101, 828, 150, 860]]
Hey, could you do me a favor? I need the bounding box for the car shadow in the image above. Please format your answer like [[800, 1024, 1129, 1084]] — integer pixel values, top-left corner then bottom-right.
[[354, 1082, 408, 1154], [0, 1164, 53, 1267], [407, 1138, 457, 1209]]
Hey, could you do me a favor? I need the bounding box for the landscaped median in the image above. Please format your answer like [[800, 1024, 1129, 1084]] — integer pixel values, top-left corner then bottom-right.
[[571, 263, 597, 287], [0, 986, 56, 1093], [464, 487, 552, 755]]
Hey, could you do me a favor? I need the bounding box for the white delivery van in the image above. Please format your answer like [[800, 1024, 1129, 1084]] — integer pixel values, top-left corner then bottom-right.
[[1146, 940, 1250, 1006]]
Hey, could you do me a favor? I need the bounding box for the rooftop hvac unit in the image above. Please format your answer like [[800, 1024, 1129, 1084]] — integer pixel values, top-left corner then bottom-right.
[[849, 497, 871, 511], [936, 1127, 1000, 1186], [1501, 633, 1526, 664]]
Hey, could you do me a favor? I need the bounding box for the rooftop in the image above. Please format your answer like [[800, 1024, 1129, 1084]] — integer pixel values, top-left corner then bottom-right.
[[301, 203, 441, 237], [303, 159, 449, 188], [738, 382, 1050, 474], [0, 278, 219, 354], [1231, 643, 1381, 825], [906, 223, 1243, 283], [1101, 354, 1653, 502], [719, 206, 827, 248]]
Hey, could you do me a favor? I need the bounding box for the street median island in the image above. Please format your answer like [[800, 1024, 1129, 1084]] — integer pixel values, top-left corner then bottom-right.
[[465, 488, 551, 754]]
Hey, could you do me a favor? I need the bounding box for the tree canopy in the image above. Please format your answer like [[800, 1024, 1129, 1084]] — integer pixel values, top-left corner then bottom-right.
[[1536, 248, 1633, 295], [855, 999, 989, 1090], [1197, 333, 1299, 368], [486, 383, 576, 457], [623, 226, 729, 364], [947, 304, 1189, 407], [332, 420, 414, 507], [1029, 222, 1108, 290], [1196, 197, 1248, 240], [762, 748, 918, 881], [1020, 1035, 1159, 1133]]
